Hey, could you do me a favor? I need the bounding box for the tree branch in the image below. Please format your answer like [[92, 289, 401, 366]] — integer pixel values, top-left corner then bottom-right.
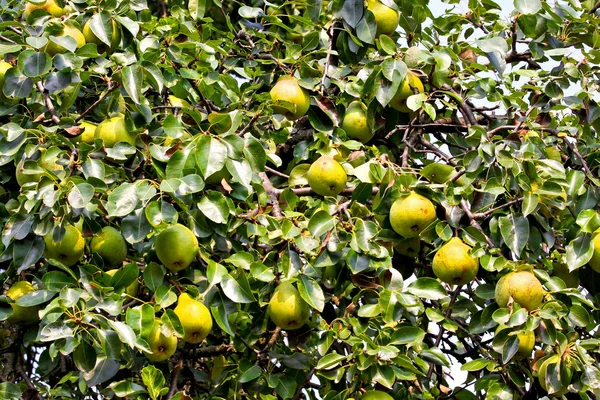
[[260, 172, 283, 217], [472, 197, 523, 219], [36, 81, 60, 124], [460, 199, 497, 248], [75, 82, 119, 122], [165, 357, 183, 400]]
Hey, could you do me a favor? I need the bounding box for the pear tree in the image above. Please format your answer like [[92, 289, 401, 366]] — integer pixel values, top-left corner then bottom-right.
[[1, 0, 600, 399]]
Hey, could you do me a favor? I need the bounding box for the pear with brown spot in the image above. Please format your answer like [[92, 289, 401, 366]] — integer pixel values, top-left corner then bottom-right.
[[389, 192, 436, 238], [432, 238, 479, 285]]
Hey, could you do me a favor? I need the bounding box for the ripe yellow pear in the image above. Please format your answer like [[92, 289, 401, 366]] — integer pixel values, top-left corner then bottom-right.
[[341, 101, 373, 143], [432, 238, 479, 285], [0, 61, 13, 102], [305, 155, 347, 196], [105, 269, 139, 297], [537, 354, 571, 396], [361, 390, 394, 400], [24, 0, 65, 18], [394, 237, 420, 258], [495, 325, 535, 360], [44, 225, 85, 267], [588, 229, 600, 272], [146, 319, 178, 362], [173, 293, 213, 344], [495, 270, 544, 311], [6, 281, 40, 324], [269, 76, 311, 120], [83, 18, 122, 53], [155, 224, 198, 271], [268, 281, 310, 330], [44, 23, 86, 56], [367, 0, 399, 37], [553, 263, 579, 288], [389, 71, 424, 113], [95, 115, 137, 147], [15, 150, 63, 187], [389, 192, 436, 238], [70, 121, 96, 144], [91, 226, 128, 268]]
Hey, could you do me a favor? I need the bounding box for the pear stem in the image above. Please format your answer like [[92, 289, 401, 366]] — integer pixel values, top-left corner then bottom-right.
[[168, 279, 183, 295]]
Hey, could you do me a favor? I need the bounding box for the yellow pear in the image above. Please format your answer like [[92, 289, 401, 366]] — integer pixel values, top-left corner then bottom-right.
[[588, 229, 600, 272], [44, 225, 85, 267], [389, 71, 424, 113], [361, 390, 394, 400], [495, 270, 544, 311], [0, 61, 13, 102], [367, 0, 399, 37], [269, 76, 311, 120], [44, 23, 86, 56], [495, 325, 535, 360], [553, 263, 579, 288], [341, 101, 373, 143], [173, 293, 213, 344], [432, 238, 479, 285], [15, 150, 63, 187], [146, 319, 178, 362], [24, 0, 65, 18], [394, 237, 421, 258], [389, 192, 436, 238], [305, 155, 347, 196], [6, 281, 39, 324], [536, 354, 571, 397], [70, 121, 97, 144], [91, 226, 128, 268], [105, 269, 139, 297], [268, 281, 310, 330], [155, 224, 198, 271], [95, 115, 137, 147], [83, 18, 122, 53]]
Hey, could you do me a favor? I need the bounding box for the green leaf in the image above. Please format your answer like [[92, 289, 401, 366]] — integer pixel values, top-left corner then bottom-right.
[[515, 0, 541, 14], [161, 309, 185, 338], [569, 304, 590, 327], [197, 191, 229, 224], [316, 352, 347, 370], [42, 271, 77, 291], [297, 275, 325, 311], [106, 183, 139, 217], [141, 365, 168, 400], [221, 273, 256, 303], [13, 237, 44, 273], [143, 262, 165, 291], [461, 358, 491, 371], [407, 278, 447, 300], [566, 234, 593, 271], [68, 183, 95, 209], [308, 210, 336, 237], [196, 135, 227, 179], [16, 290, 55, 306], [390, 326, 426, 345], [89, 12, 116, 47], [356, 10, 376, 44], [19, 51, 51, 77], [109, 381, 147, 398], [121, 64, 143, 104], [0, 383, 21, 400], [74, 341, 97, 373], [340, 0, 363, 28], [498, 213, 529, 257]]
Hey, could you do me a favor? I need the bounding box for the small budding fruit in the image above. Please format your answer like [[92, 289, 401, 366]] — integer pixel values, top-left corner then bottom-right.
[[432, 238, 479, 285], [361, 390, 394, 400], [367, 0, 399, 37], [389, 71, 424, 113], [44, 225, 85, 267], [24, 0, 65, 18], [83, 18, 122, 53], [306, 155, 347, 196], [173, 293, 213, 344], [90, 226, 128, 268], [6, 281, 40, 324], [44, 23, 86, 56], [146, 319, 178, 362], [389, 192, 436, 238], [155, 224, 199, 271], [495, 325, 535, 360], [268, 281, 310, 330], [95, 116, 137, 148], [269, 76, 311, 120], [495, 270, 544, 311], [341, 101, 374, 143]]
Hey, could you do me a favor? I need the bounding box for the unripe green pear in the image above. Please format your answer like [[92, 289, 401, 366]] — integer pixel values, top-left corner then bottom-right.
[[268, 282, 310, 330], [44, 225, 85, 267], [270, 76, 311, 120], [91, 226, 128, 268], [24, 0, 65, 18], [95, 116, 137, 147], [155, 224, 198, 271], [367, 0, 399, 37], [341, 101, 373, 143], [306, 155, 347, 196], [146, 319, 178, 362], [6, 281, 40, 324], [44, 23, 86, 56], [495, 270, 544, 311], [15, 150, 64, 187], [389, 192, 436, 238], [389, 71, 424, 113], [174, 293, 213, 344], [83, 18, 122, 53], [432, 238, 479, 285]]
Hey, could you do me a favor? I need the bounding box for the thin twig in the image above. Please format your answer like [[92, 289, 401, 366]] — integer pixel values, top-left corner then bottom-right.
[[472, 197, 524, 219], [265, 166, 289, 179], [235, 333, 260, 355], [261, 327, 282, 353], [292, 367, 316, 400], [461, 199, 496, 247], [75, 82, 119, 122], [238, 112, 261, 136], [36, 81, 60, 124]]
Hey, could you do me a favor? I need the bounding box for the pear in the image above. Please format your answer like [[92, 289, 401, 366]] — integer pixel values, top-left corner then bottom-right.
[[367, 0, 399, 37], [552, 263, 579, 288], [420, 163, 464, 185], [306, 155, 347, 196], [495, 325, 535, 360], [44, 23, 86, 56], [83, 18, 121, 53], [268, 282, 310, 330], [394, 237, 420, 258], [105, 269, 139, 297], [155, 224, 199, 271], [389, 71, 424, 113], [0, 61, 13, 102], [588, 229, 600, 272], [90, 226, 128, 268], [173, 293, 213, 343], [269, 76, 311, 120], [495, 270, 544, 311], [146, 319, 178, 362], [432, 238, 479, 285], [6, 281, 40, 324], [95, 115, 137, 148], [15, 150, 64, 187], [70, 121, 97, 144], [341, 101, 373, 143], [24, 0, 65, 18], [389, 192, 436, 238], [361, 390, 394, 400], [44, 225, 85, 267]]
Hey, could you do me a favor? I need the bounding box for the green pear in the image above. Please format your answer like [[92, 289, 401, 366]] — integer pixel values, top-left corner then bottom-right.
[[155, 224, 198, 271], [361, 390, 394, 400], [95, 115, 137, 147], [420, 163, 464, 185], [495, 325, 535, 360], [270, 76, 311, 120], [105, 269, 139, 297], [146, 319, 178, 362], [91, 226, 128, 268], [15, 150, 64, 187], [389, 192, 436, 238], [24, 0, 65, 18], [432, 237, 479, 285], [44, 23, 86, 56], [6, 281, 40, 324], [589, 229, 600, 272], [394, 237, 421, 258], [83, 18, 121, 53], [495, 270, 544, 311], [341, 101, 373, 143], [389, 71, 424, 113], [306, 155, 347, 196], [268, 281, 310, 330], [553, 263, 579, 288], [44, 225, 85, 267], [367, 0, 399, 37], [0, 61, 13, 102], [173, 293, 213, 344]]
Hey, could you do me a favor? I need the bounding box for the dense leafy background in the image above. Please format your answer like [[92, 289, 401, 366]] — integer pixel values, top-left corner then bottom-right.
[[1, 0, 600, 399]]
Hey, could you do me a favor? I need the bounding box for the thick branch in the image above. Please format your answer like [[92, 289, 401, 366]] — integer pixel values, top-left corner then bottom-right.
[[260, 172, 283, 217]]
